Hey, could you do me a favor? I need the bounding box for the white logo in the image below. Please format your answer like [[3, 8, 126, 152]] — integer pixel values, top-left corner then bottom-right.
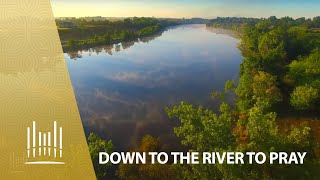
[[25, 121, 64, 164]]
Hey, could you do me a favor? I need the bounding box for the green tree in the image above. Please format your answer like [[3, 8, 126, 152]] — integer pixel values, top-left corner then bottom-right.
[[288, 49, 320, 87], [286, 26, 310, 59], [116, 135, 176, 180], [290, 86, 319, 110], [258, 27, 287, 73], [165, 82, 237, 179], [252, 71, 282, 106], [88, 133, 113, 179], [312, 16, 320, 27], [167, 85, 318, 179]]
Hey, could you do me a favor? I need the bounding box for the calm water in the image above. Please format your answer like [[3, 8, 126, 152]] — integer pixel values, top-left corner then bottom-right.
[[65, 24, 242, 151]]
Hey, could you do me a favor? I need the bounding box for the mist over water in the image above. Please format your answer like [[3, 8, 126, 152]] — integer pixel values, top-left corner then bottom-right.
[[65, 24, 242, 151]]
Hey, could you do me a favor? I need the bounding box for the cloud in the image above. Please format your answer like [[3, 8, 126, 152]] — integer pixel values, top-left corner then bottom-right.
[[111, 72, 141, 82]]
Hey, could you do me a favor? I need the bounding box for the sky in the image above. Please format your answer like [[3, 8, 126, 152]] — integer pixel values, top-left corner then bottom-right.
[[51, 0, 320, 19]]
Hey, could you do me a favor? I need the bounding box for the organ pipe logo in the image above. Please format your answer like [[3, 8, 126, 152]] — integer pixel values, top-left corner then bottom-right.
[[25, 121, 64, 165]]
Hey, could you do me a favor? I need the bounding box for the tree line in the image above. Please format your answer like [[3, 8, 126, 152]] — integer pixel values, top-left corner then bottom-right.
[[64, 23, 162, 51], [207, 16, 320, 32], [57, 17, 194, 52]]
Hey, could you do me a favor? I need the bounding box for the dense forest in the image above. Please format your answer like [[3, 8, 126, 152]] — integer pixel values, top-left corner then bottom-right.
[[207, 16, 320, 115], [207, 16, 320, 33], [88, 16, 320, 179], [56, 17, 205, 52]]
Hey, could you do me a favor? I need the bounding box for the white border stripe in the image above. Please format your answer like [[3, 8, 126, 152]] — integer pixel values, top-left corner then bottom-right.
[[25, 161, 65, 165]]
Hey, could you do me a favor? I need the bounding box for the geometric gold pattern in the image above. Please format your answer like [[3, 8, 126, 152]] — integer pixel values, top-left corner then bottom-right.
[[0, 0, 96, 179]]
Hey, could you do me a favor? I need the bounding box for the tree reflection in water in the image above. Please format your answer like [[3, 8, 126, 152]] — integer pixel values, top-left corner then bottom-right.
[[66, 31, 164, 60]]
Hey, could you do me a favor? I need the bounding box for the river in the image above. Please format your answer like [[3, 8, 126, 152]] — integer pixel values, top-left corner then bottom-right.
[[65, 24, 243, 151]]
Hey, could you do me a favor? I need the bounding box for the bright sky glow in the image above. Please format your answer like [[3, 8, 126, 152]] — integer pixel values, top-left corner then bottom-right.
[[51, 0, 320, 19]]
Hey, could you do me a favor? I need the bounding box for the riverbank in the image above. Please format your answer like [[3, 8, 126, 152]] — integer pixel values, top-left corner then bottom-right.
[[57, 17, 208, 52], [62, 23, 167, 52]]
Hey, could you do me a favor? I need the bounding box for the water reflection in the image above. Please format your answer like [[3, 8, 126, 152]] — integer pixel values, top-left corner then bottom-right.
[[66, 31, 164, 60], [65, 24, 243, 151]]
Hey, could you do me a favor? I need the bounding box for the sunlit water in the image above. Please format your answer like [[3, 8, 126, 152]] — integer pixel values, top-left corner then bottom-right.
[[65, 24, 242, 151]]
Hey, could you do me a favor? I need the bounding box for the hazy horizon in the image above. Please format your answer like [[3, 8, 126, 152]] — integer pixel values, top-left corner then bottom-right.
[[51, 0, 320, 19], [53, 16, 319, 20]]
